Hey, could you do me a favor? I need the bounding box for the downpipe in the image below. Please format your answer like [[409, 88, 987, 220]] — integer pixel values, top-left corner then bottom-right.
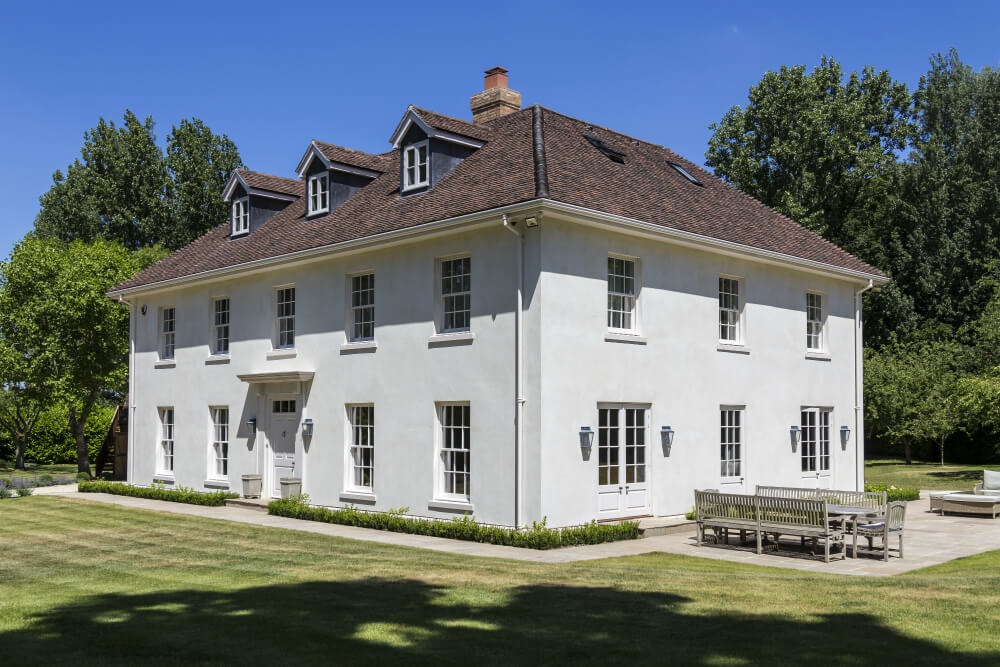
[[854, 279, 873, 491], [502, 214, 524, 529]]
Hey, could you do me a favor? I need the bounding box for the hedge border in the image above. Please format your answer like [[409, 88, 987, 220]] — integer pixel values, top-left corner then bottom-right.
[[864, 482, 921, 502], [268, 497, 639, 550], [78, 480, 238, 506]]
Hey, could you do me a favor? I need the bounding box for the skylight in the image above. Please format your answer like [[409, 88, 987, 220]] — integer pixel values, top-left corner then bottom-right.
[[584, 135, 625, 164], [668, 161, 703, 186]]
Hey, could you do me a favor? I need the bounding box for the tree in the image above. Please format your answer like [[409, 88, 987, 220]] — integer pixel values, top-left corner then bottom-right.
[[0, 237, 164, 475], [34, 111, 242, 251], [165, 118, 243, 249]]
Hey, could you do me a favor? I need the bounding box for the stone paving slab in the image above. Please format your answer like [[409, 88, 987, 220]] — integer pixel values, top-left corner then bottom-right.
[[45, 489, 1000, 575]]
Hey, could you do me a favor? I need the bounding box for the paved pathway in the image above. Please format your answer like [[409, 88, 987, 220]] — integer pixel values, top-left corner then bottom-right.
[[46, 489, 1000, 575]]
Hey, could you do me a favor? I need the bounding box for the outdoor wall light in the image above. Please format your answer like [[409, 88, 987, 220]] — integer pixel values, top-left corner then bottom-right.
[[789, 425, 801, 451], [840, 425, 851, 448], [302, 418, 314, 438], [660, 425, 675, 450], [247, 417, 257, 435], [579, 426, 594, 451]]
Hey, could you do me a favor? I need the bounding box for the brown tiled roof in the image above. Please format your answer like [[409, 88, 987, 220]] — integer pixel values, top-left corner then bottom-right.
[[313, 141, 392, 173], [236, 169, 301, 197], [113, 105, 883, 292]]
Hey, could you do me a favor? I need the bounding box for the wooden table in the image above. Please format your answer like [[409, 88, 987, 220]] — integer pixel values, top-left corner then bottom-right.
[[827, 505, 882, 558]]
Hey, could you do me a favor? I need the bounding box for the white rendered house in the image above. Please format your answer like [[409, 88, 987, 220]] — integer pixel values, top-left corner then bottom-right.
[[109, 68, 887, 528]]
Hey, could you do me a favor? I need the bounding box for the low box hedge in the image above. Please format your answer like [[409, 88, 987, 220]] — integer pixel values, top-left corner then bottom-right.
[[78, 480, 238, 506], [268, 496, 639, 549], [865, 482, 921, 502]]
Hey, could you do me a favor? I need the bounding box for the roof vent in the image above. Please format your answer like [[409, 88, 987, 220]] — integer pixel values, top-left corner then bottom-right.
[[584, 135, 625, 164], [668, 161, 703, 186]]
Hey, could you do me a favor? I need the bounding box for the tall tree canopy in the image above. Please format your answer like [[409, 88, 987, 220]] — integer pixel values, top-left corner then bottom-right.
[[35, 111, 243, 251]]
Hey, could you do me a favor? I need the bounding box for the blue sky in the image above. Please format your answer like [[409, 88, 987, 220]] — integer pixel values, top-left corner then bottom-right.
[[1, 1, 997, 256]]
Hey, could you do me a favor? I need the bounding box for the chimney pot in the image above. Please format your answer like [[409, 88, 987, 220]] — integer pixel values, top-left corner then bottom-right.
[[471, 66, 521, 123], [483, 66, 509, 90]]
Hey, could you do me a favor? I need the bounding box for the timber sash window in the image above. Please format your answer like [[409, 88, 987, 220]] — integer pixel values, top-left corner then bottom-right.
[[213, 298, 230, 354], [160, 307, 176, 359], [159, 407, 174, 473], [607, 256, 637, 332], [349, 406, 374, 490], [719, 277, 741, 343], [211, 407, 229, 478], [350, 273, 375, 341], [308, 173, 329, 215], [801, 408, 831, 473], [720, 407, 742, 478], [275, 287, 295, 348], [807, 293, 824, 351], [232, 197, 249, 235], [403, 141, 429, 190], [440, 257, 471, 332], [439, 404, 470, 500]]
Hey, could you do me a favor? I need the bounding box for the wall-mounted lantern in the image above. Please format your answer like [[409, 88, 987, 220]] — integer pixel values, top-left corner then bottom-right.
[[247, 417, 257, 435], [660, 425, 675, 454], [579, 426, 594, 452], [789, 425, 801, 451], [302, 418, 314, 438], [840, 425, 851, 448]]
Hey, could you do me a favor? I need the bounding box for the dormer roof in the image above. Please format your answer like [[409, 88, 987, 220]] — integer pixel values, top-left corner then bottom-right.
[[389, 106, 489, 149], [296, 140, 389, 179], [223, 169, 300, 203]]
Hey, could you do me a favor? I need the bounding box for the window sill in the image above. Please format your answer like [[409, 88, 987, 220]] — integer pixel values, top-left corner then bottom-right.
[[306, 207, 330, 218], [205, 355, 231, 365], [717, 343, 750, 355], [401, 182, 430, 193], [266, 349, 297, 360], [605, 332, 647, 345], [230, 232, 249, 240], [153, 360, 176, 369], [805, 351, 832, 361], [152, 475, 175, 484], [428, 331, 475, 346], [340, 490, 377, 504], [204, 479, 230, 489], [428, 498, 475, 513], [340, 340, 378, 354]]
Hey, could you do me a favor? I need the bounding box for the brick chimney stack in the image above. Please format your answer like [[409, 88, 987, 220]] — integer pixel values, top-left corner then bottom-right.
[[470, 66, 522, 123]]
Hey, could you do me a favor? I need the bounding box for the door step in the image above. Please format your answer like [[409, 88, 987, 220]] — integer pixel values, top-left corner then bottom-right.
[[603, 515, 694, 538], [225, 498, 270, 512]]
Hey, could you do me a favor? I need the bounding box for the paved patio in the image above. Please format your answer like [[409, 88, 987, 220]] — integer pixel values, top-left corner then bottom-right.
[[45, 489, 1000, 575]]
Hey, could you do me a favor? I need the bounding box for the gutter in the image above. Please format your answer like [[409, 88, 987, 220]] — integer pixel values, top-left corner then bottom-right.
[[502, 213, 524, 529], [854, 279, 874, 491]]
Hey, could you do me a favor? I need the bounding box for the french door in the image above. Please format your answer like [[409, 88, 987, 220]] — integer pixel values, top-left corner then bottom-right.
[[597, 405, 650, 519], [801, 408, 832, 488]]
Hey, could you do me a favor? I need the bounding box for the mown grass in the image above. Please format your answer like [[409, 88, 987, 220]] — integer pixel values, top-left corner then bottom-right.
[[0, 463, 83, 485], [866, 459, 992, 490], [1, 496, 998, 665]]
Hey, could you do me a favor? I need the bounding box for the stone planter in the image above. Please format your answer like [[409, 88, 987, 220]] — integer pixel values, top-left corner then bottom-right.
[[241, 474, 263, 499], [280, 477, 302, 498]]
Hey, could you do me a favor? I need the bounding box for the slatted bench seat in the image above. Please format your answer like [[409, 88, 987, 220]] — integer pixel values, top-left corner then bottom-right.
[[694, 490, 758, 548]]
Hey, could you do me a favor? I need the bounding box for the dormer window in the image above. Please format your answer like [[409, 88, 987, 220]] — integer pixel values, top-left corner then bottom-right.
[[308, 173, 329, 215], [403, 141, 429, 190], [231, 197, 249, 236]]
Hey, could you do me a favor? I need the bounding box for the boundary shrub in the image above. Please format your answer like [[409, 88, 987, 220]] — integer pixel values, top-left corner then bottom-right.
[[865, 482, 921, 502], [79, 481, 237, 506], [268, 496, 639, 549]]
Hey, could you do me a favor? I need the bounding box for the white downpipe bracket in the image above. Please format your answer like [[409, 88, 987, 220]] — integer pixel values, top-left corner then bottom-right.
[[502, 213, 524, 529]]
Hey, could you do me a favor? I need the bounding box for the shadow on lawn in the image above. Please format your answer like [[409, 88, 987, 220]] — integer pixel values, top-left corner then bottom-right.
[[1, 578, 992, 665]]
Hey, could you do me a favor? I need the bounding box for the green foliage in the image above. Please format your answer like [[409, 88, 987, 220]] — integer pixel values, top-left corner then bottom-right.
[[685, 507, 696, 521], [268, 497, 639, 550], [14, 484, 34, 497], [78, 480, 238, 506], [34, 111, 242, 251], [0, 403, 114, 464], [0, 486, 10, 498], [864, 482, 921, 502]]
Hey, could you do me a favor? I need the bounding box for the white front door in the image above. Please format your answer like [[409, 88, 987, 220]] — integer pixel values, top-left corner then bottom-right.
[[269, 398, 299, 497], [597, 405, 650, 519]]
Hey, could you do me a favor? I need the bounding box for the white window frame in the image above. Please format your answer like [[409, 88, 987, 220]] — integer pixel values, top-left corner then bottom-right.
[[438, 256, 471, 333], [158, 407, 174, 475], [436, 403, 470, 502], [597, 404, 649, 488], [720, 406, 744, 481], [212, 297, 230, 355], [307, 172, 330, 216], [718, 276, 744, 344], [403, 140, 429, 191], [607, 254, 639, 333], [346, 404, 374, 492], [272, 399, 297, 415], [274, 286, 295, 349], [160, 306, 176, 360], [209, 406, 229, 480], [801, 407, 832, 475], [231, 197, 249, 236], [349, 272, 375, 342], [806, 291, 826, 352]]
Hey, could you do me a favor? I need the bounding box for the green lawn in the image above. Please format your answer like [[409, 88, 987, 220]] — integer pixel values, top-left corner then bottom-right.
[[865, 459, 991, 490], [0, 463, 83, 485], [1, 497, 999, 664]]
